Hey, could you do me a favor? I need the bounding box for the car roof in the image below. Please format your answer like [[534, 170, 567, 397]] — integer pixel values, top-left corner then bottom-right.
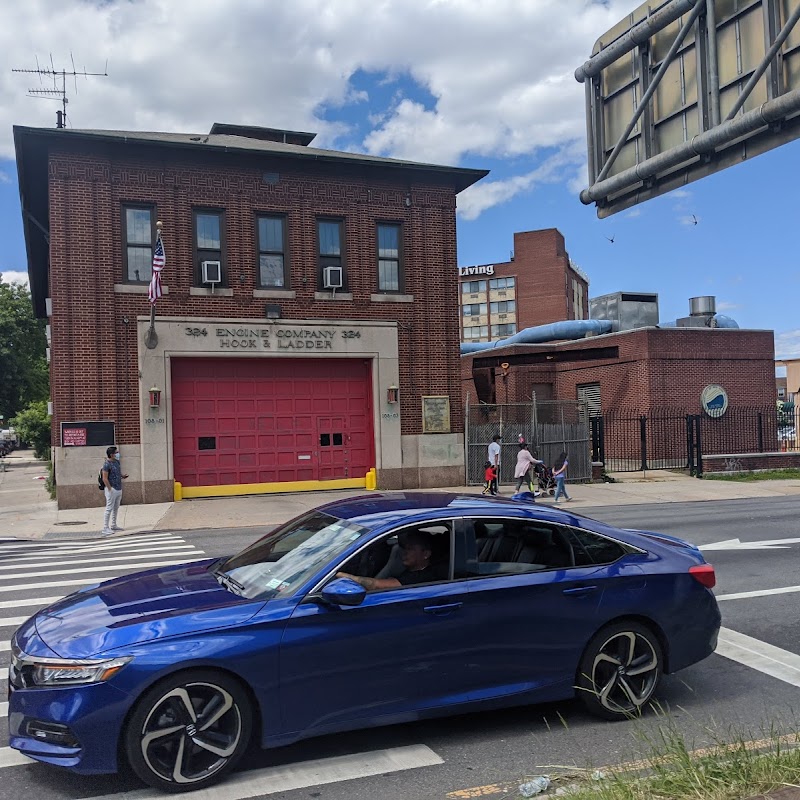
[[314, 492, 581, 529]]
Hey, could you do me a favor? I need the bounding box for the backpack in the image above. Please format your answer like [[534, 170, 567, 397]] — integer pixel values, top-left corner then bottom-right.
[[98, 469, 105, 491]]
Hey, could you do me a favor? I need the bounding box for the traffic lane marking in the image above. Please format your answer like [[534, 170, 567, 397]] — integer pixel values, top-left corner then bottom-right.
[[716, 585, 800, 601], [73, 744, 443, 800], [716, 627, 800, 688]]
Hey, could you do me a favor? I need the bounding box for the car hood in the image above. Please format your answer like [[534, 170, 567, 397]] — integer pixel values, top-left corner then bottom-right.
[[34, 559, 265, 658]]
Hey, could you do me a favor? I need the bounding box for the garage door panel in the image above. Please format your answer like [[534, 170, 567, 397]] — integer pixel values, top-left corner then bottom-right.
[[172, 358, 374, 487]]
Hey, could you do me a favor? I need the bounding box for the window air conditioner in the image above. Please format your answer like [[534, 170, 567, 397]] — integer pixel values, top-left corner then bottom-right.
[[323, 265, 344, 290], [201, 260, 222, 285]]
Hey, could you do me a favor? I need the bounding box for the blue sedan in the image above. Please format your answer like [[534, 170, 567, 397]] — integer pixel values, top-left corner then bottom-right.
[[9, 493, 720, 792]]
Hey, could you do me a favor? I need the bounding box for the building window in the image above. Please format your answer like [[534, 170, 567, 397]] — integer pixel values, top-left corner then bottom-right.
[[377, 223, 402, 292], [194, 210, 225, 286], [489, 276, 515, 290], [123, 205, 154, 283], [462, 303, 487, 317], [318, 219, 345, 289], [463, 326, 489, 340], [572, 278, 585, 319], [491, 323, 517, 338], [461, 280, 487, 294], [490, 300, 516, 314], [257, 215, 287, 288]]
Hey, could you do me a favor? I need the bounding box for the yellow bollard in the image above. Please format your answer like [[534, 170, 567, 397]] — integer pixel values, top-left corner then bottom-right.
[[365, 468, 377, 491], [173, 481, 183, 502]]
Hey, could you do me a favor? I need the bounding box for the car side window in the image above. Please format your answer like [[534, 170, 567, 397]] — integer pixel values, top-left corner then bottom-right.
[[566, 527, 629, 566], [338, 523, 453, 589], [461, 518, 574, 578]]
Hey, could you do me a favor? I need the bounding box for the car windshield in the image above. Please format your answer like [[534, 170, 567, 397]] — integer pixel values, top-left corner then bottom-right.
[[213, 511, 370, 601]]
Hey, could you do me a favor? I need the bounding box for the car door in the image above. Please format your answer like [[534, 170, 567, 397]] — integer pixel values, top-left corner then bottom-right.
[[457, 516, 607, 701], [278, 522, 474, 736]]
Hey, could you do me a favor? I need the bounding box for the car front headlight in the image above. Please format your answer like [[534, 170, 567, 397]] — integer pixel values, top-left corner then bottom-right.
[[11, 642, 131, 688]]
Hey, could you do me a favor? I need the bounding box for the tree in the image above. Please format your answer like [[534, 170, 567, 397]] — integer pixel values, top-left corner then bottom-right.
[[0, 277, 48, 422], [10, 400, 51, 459]]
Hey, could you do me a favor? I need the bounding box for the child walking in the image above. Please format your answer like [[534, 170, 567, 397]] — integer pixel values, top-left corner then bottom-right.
[[553, 451, 572, 502], [482, 461, 497, 495]]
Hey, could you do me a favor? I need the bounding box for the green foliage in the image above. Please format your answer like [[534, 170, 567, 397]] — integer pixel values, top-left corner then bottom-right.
[[10, 400, 51, 459], [0, 278, 48, 422], [705, 469, 800, 482]]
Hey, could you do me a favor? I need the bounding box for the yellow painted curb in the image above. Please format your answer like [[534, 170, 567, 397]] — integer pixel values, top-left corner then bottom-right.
[[178, 476, 368, 500]]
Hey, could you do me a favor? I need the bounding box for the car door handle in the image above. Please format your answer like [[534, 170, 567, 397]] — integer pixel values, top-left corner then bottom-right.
[[423, 602, 463, 616], [562, 585, 598, 597]]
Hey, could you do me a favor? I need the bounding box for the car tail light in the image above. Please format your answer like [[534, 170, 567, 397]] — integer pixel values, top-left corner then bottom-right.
[[689, 564, 716, 589]]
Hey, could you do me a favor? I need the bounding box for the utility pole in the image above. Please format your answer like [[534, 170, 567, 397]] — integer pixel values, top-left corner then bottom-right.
[[12, 54, 108, 128]]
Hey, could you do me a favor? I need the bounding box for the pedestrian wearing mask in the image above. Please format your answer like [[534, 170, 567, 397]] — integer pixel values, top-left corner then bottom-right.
[[101, 446, 128, 536]]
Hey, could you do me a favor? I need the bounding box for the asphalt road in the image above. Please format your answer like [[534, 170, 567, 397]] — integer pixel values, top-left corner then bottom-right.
[[5, 496, 800, 800]]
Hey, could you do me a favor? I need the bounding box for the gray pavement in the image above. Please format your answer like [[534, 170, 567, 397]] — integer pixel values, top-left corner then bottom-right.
[[2, 449, 800, 540]]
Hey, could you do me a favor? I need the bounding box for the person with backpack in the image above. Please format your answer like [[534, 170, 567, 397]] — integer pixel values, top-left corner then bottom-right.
[[100, 445, 128, 536]]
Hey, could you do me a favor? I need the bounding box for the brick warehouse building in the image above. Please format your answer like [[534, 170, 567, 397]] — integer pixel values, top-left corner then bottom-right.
[[14, 123, 487, 509], [459, 229, 589, 344]]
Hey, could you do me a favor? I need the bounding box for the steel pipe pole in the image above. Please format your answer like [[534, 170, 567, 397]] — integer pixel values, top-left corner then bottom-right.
[[725, 1, 800, 120], [575, 0, 703, 82], [580, 88, 800, 203]]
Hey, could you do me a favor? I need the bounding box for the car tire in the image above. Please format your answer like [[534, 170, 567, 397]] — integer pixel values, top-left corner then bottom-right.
[[576, 620, 663, 720], [124, 669, 252, 792]]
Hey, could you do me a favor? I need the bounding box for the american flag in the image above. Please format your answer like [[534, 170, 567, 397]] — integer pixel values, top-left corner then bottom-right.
[[147, 232, 166, 304]]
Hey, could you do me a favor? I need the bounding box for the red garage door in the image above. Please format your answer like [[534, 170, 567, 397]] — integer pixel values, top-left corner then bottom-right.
[[171, 358, 374, 487]]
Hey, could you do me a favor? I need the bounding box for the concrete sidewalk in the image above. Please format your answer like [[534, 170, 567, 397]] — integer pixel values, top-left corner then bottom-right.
[[2, 450, 800, 540]]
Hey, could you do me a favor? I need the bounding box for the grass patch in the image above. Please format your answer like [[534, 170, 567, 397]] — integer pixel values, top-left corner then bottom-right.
[[704, 468, 800, 482], [537, 716, 800, 800]]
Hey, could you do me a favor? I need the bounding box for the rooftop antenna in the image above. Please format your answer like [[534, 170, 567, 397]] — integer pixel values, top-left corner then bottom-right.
[[12, 53, 108, 128]]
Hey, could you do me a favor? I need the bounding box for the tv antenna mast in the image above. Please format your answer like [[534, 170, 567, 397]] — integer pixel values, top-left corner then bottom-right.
[[12, 54, 108, 128]]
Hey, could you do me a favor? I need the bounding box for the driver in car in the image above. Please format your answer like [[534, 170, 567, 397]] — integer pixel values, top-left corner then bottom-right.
[[337, 530, 444, 590]]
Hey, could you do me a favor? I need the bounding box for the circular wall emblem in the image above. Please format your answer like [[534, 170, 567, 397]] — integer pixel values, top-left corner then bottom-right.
[[701, 384, 728, 418]]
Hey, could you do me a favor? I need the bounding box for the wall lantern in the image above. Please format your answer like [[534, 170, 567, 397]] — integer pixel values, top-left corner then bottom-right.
[[387, 384, 399, 404], [148, 386, 162, 408]]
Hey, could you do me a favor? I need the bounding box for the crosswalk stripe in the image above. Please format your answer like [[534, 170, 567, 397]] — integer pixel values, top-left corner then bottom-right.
[[0, 533, 180, 552], [0, 538, 189, 559], [0, 641, 9, 652], [0, 596, 66, 610], [0, 547, 202, 572], [0, 747, 32, 768], [74, 744, 444, 800], [0, 576, 147, 594], [0, 542, 198, 564], [0, 617, 29, 628], [0, 558, 199, 582], [0, 702, 7, 717]]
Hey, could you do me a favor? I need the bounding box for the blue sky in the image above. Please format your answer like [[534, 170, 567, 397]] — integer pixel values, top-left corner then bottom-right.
[[0, 0, 798, 363]]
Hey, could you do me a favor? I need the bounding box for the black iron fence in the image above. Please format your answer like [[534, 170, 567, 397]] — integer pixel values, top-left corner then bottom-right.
[[593, 406, 798, 474]]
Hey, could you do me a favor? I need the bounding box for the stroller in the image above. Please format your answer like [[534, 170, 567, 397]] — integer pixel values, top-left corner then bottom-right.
[[534, 463, 557, 496]]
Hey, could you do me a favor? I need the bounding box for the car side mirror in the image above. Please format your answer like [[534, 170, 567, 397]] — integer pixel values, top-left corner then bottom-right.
[[321, 577, 367, 607]]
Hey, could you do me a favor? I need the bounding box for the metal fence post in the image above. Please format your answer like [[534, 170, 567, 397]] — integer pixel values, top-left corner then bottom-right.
[[639, 415, 648, 471], [757, 411, 764, 452], [695, 416, 704, 478], [686, 414, 695, 474]]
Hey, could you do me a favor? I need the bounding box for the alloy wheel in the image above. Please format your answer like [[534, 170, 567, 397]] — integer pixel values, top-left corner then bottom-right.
[[139, 681, 243, 785], [590, 629, 660, 715]]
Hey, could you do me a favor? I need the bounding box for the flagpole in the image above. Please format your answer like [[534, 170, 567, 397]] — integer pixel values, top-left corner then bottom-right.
[[144, 220, 163, 350]]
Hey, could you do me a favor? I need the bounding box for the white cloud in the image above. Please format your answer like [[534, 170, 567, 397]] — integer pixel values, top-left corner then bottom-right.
[[624, 208, 642, 218], [457, 143, 584, 220], [678, 213, 699, 226], [775, 330, 800, 360], [0, 270, 29, 285], [671, 189, 692, 199], [1, 0, 642, 217], [715, 300, 740, 312], [0, 171, 9, 183]]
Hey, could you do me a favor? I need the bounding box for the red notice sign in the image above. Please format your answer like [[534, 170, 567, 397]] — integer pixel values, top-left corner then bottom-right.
[[63, 428, 87, 447]]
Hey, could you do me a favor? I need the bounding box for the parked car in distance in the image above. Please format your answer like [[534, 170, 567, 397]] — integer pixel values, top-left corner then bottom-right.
[[9, 493, 720, 792]]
